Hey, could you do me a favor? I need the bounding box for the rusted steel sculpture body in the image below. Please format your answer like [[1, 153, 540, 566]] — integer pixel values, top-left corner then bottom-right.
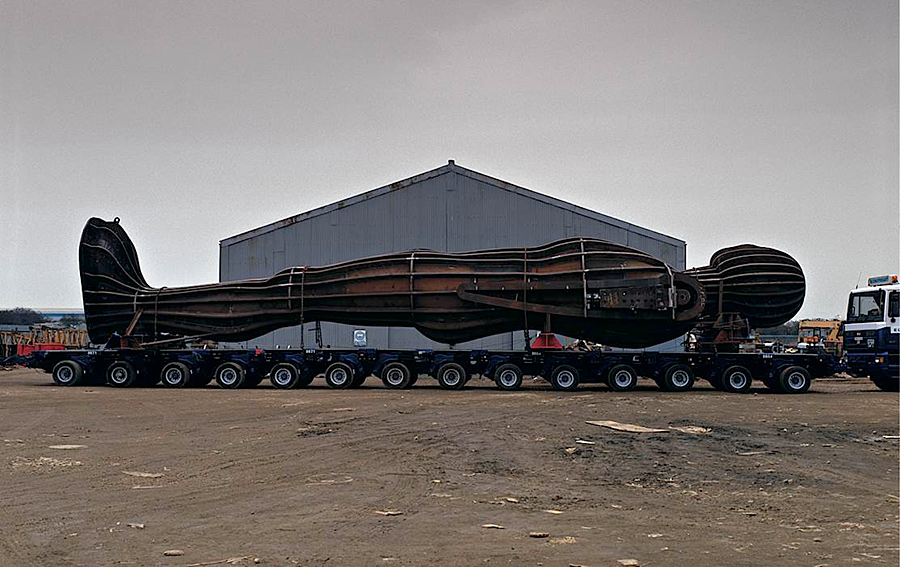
[[79, 217, 804, 348]]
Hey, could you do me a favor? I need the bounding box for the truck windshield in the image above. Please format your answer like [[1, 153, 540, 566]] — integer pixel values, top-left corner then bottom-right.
[[847, 291, 885, 323]]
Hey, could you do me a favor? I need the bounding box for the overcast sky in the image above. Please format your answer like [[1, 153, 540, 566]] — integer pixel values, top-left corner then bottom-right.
[[1, 1, 897, 320]]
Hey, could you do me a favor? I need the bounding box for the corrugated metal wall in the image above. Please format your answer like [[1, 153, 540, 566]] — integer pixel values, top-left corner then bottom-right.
[[219, 167, 686, 351]]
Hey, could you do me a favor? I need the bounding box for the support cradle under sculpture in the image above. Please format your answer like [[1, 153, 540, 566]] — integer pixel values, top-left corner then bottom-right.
[[79, 218, 805, 348]]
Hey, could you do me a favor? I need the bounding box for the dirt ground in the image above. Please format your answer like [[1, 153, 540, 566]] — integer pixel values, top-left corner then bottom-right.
[[1, 367, 897, 566]]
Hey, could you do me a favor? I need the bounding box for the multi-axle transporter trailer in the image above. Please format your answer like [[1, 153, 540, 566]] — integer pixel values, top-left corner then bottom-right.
[[23, 346, 835, 394]]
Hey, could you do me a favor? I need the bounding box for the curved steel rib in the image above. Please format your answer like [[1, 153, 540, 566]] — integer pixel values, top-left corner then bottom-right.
[[79, 217, 803, 348]]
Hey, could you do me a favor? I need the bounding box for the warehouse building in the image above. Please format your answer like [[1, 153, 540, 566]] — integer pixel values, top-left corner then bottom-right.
[[219, 161, 686, 351]]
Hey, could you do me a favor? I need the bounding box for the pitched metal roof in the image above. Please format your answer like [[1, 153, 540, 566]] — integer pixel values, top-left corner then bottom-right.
[[220, 161, 685, 247]]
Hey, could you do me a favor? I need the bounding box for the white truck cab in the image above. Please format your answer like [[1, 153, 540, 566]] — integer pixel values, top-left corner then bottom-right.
[[843, 275, 899, 391]]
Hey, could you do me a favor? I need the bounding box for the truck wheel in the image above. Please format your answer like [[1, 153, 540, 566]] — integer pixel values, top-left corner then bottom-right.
[[778, 365, 811, 394], [52, 360, 84, 386], [494, 363, 523, 391], [607, 364, 638, 392], [324, 362, 355, 389], [161, 362, 191, 388], [106, 361, 138, 387], [381, 361, 412, 389], [550, 364, 580, 391], [720, 365, 752, 393], [661, 364, 695, 392], [437, 362, 467, 390], [761, 376, 778, 390], [215, 362, 246, 389], [872, 377, 899, 392], [269, 362, 301, 389]]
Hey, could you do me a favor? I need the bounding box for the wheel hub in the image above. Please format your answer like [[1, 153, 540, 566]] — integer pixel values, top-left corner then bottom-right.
[[274, 369, 291, 385], [557, 371, 574, 388], [787, 372, 804, 389], [220, 369, 237, 385], [671, 370, 689, 387], [444, 370, 461, 385], [614, 371, 632, 387], [111, 367, 127, 383], [729, 372, 748, 389], [386, 369, 403, 385]]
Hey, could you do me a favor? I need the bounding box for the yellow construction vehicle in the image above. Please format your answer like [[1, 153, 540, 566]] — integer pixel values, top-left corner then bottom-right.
[[797, 319, 842, 357]]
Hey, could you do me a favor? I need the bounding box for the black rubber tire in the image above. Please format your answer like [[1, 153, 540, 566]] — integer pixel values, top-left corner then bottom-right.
[[550, 364, 580, 391], [761, 376, 779, 391], [872, 376, 899, 392], [707, 375, 724, 390], [778, 365, 811, 394], [720, 365, 753, 393], [607, 364, 638, 392], [245, 374, 264, 388], [215, 362, 246, 389], [52, 360, 84, 387], [269, 362, 301, 389], [160, 362, 191, 388], [437, 362, 467, 390], [381, 361, 413, 389], [494, 363, 523, 391], [106, 360, 138, 388], [324, 362, 355, 389], [660, 364, 695, 392]]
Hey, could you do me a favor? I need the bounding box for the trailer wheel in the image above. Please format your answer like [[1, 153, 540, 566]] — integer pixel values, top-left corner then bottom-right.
[[161, 362, 191, 388], [720, 365, 752, 393], [761, 376, 778, 391], [607, 364, 638, 392], [494, 363, 523, 391], [106, 361, 138, 387], [778, 365, 811, 394], [52, 360, 84, 386], [661, 364, 695, 392], [381, 361, 412, 389], [324, 362, 355, 389], [550, 364, 580, 391], [215, 362, 246, 389], [437, 362, 467, 390], [269, 363, 301, 389]]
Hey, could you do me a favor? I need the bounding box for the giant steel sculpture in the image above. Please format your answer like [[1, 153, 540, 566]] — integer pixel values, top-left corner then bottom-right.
[[79, 217, 805, 348]]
